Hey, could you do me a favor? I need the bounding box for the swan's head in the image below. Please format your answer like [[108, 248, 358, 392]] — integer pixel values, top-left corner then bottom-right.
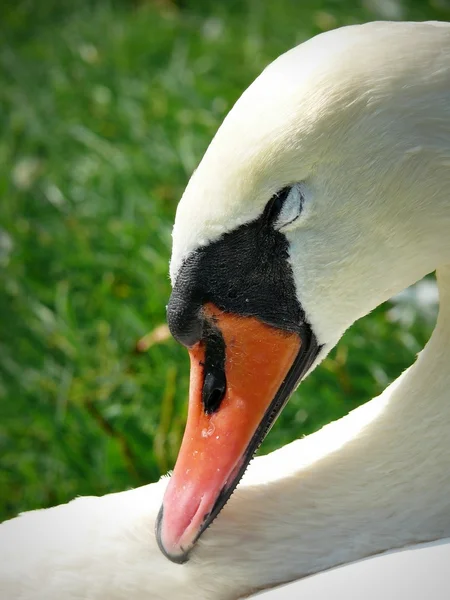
[[156, 21, 450, 563]]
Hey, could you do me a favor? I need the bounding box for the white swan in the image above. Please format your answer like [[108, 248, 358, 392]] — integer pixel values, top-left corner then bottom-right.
[[2, 20, 450, 600]]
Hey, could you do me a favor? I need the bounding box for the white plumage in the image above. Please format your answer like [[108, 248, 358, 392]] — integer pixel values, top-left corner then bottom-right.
[[2, 20, 450, 599]]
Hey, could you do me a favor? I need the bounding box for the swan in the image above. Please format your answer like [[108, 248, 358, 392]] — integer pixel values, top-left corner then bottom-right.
[[2, 20, 450, 600]]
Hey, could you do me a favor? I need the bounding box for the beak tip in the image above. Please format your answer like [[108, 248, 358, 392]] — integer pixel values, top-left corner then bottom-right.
[[155, 505, 192, 565]]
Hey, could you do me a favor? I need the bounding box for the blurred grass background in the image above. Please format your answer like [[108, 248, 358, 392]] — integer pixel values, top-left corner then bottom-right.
[[0, 0, 447, 522]]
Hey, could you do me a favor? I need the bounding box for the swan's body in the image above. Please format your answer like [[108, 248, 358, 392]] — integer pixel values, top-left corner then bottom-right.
[[255, 540, 450, 599], [2, 20, 450, 599]]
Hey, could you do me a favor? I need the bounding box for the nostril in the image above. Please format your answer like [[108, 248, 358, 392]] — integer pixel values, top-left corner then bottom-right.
[[201, 322, 227, 414], [202, 368, 227, 415]]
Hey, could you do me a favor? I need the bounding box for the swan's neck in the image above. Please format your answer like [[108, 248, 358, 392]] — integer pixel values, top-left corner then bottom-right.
[[3, 278, 450, 600], [193, 266, 450, 597]]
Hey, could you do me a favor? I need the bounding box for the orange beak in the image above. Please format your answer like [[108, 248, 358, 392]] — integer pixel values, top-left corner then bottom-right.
[[156, 303, 304, 563]]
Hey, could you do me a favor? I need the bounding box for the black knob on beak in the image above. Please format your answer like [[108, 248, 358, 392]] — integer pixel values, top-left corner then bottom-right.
[[167, 290, 203, 347]]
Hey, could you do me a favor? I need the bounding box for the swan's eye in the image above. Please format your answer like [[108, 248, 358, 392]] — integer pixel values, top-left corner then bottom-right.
[[267, 184, 306, 230]]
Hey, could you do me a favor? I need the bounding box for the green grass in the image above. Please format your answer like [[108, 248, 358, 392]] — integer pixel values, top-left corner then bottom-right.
[[0, 0, 446, 522]]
